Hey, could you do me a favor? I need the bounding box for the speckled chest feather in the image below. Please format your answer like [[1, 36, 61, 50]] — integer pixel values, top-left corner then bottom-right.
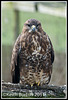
[[19, 33, 52, 86]]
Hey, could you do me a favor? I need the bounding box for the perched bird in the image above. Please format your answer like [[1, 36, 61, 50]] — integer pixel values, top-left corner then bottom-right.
[[11, 19, 54, 86]]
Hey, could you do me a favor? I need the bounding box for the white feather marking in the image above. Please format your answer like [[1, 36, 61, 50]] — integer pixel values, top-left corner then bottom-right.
[[33, 37, 37, 46], [47, 36, 49, 42], [46, 62, 49, 66], [42, 48, 44, 52], [37, 46, 41, 51], [36, 36, 38, 40], [29, 29, 32, 33], [46, 48, 48, 52], [32, 50, 38, 55], [45, 76, 49, 81]]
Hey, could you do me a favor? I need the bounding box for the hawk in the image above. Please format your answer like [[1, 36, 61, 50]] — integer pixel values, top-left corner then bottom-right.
[[11, 19, 54, 86]]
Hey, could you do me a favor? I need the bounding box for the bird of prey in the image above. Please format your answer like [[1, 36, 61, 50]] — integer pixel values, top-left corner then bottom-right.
[[11, 19, 54, 86]]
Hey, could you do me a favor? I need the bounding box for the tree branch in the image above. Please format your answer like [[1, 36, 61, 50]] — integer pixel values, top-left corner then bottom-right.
[[2, 81, 66, 98]]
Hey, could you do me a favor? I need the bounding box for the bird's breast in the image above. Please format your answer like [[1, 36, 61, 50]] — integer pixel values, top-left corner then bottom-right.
[[19, 34, 52, 85], [28, 34, 44, 55], [20, 34, 51, 69]]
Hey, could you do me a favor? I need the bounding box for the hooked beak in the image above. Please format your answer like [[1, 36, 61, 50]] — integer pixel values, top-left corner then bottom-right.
[[31, 25, 36, 32]]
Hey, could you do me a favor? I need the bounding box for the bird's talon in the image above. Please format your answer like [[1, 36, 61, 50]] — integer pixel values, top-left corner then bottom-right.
[[38, 81, 40, 86], [36, 82, 37, 84], [31, 84, 33, 87]]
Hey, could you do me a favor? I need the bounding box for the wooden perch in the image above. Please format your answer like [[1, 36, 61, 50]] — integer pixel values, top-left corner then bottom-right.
[[2, 81, 66, 98]]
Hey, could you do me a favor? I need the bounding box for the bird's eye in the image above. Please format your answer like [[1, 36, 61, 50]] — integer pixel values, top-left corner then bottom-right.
[[36, 23, 41, 28], [27, 24, 31, 27]]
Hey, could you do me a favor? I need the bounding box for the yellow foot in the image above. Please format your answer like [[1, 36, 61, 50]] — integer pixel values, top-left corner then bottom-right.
[[36, 82, 37, 84], [31, 84, 33, 87], [38, 81, 40, 86]]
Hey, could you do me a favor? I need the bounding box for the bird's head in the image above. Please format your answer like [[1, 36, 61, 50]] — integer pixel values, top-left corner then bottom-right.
[[22, 19, 43, 34]]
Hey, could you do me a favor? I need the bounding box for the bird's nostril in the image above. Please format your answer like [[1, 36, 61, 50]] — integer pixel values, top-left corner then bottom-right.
[[32, 27, 35, 32], [31, 25, 36, 32]]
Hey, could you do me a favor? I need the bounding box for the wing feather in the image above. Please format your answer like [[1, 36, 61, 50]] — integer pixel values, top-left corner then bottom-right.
[[11, 34, 21, 83], [47, 35, 54, 64], [43, 31, 54, 64]]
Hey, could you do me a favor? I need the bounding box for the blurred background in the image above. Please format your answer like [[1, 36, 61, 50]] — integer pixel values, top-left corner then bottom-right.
[[2, 1, 67, 86]]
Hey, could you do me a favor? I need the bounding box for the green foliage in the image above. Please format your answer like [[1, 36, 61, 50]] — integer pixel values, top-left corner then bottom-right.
[[2, 8, 66, 52], [2, 8, 14, 45]]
